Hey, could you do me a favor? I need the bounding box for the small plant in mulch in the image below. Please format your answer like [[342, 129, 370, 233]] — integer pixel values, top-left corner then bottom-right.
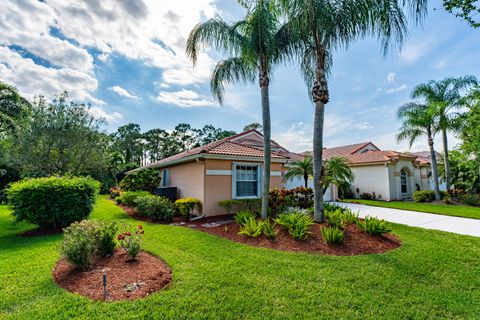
[[117, 224, 144, 259]]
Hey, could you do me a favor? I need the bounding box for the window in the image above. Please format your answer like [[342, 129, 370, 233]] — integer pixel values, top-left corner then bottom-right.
[[233, 164, 261, 198], [162, 169, 170, 187], [400, 169, 407, 194]]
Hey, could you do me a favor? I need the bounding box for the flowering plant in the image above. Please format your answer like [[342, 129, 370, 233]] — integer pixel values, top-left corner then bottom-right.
[[117, 224, 144, 259]]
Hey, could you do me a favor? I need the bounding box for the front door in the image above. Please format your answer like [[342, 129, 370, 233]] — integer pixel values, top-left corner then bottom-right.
[[400, 169, 410, 199]]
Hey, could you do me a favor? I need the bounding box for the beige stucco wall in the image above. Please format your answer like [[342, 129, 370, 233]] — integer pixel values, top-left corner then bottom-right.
[[204, 159, 283, 216], [160, 161, 205, 215]]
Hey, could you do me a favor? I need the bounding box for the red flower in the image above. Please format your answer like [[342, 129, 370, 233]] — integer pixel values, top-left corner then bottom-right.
[[126, 232, 131, 236], [138, 225, 143, 229]]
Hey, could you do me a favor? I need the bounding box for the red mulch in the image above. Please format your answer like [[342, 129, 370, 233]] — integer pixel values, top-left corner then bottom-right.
[[53, 249, 172, 301], [116, 202, 401, 256], [19, 227, 63, 237], [188, 220, 401, 256]]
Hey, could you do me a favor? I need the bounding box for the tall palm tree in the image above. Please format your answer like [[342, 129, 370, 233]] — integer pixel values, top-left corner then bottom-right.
[[397, 102, 441, 200], [411, 75, 478, 191], [284, 156, 313, 187], [0, 82, 30, 133], [279, 0, 427, 221], [186, 0, 294, 219], [321, 156, 354, 195]]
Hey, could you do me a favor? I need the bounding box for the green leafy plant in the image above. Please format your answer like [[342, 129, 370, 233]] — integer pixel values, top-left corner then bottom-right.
[[324, 209, 346, 229], [320, 226, 345, 245], [413, 190, 446, 203], [237, 217, 263, 237], [7, 176, 100, 229], [135, 195, 175, 222], [175, 198, 201, 221], [357, 216, 391, 236], [234, 210, 257, 226], [341, 209, 360, 225], [217, 199, 238, 214], [462, 194, 480, 206], [117, 190, 150, 207], [117, 224, 144, 259], [275, 211, 315, 240], [119, 168, 162, 192], [262, 219, 277, 239], [97, 222, 118, 257]]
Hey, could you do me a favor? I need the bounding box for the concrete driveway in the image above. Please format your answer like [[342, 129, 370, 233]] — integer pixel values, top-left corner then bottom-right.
[[334, 202, 480, 237]]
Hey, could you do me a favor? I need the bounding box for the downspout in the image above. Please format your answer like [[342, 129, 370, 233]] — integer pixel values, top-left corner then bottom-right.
[[190, 156, 206, 221]]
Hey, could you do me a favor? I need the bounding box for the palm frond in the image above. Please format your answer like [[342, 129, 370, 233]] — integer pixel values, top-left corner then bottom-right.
[[210, 58, 256, 104]]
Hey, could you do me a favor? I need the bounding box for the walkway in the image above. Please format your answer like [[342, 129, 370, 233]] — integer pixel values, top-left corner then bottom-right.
[[334, 202, 480, 237]]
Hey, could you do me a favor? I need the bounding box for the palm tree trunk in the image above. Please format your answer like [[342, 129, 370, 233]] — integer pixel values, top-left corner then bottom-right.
[[304, 172, 308, 188], [442, 128, 451, 191], [259, 63, 271, 220], [312, 44, 328, 223], [428, 132, 441, 200]]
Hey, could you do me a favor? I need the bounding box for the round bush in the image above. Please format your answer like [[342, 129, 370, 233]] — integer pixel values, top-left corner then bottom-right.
[[119, 168, 161, 193], [134, 195, 175, 222], [6, 176, 100, 229]]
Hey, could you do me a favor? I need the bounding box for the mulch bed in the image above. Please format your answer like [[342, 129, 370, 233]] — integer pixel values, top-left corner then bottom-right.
[[53, 249, 172, 301], [19, 227, 63, 237], [189, 220, 401, 256], [116, 202, 401, 256]]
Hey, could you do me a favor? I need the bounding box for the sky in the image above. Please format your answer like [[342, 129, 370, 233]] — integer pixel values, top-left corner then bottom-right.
[[0, 0, 479, 153]]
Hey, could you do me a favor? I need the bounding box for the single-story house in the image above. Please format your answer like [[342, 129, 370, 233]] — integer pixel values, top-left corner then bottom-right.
[[131, 129, 294, 217], [292, 142, 442, 201]]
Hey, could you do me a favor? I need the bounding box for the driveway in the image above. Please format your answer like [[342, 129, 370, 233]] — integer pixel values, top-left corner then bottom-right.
[[334, 202, 480, 237]]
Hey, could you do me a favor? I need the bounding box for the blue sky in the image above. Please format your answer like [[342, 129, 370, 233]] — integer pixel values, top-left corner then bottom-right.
[[1, 0, 479, 152]]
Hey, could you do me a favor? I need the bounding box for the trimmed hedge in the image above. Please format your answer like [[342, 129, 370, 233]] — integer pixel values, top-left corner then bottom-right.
[[119, 168, 161, 193], [135, 195, 175, 222], [117, 191, 151, 207], [413, 190, 446, 203], [7, 176, 100, 229]]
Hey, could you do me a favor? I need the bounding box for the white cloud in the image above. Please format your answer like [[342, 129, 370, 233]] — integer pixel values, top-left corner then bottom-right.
[[386, 84, 408, 93], [110, 85, 137, 99], [89, 107, 123, 123], [156, 89, 216, 108], [399, 37, 437, 63], [274, 122, 313, 153], [387, 72, 396, 83], [355, 121, 372, 130]]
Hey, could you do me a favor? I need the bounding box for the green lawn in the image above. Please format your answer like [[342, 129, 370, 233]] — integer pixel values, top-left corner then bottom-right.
[[342, 199, 480, 220], [1, 197, 480, 319]]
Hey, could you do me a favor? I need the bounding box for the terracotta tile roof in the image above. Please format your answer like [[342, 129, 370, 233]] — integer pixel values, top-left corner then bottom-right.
[[135, 129, 288, 170], [346, 150, 417, 165], [301, 142, 378, 159]]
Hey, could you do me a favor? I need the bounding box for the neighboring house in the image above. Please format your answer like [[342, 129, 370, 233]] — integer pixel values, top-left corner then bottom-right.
[[130, 130, 292, 217], [294, 142, 443, 201]]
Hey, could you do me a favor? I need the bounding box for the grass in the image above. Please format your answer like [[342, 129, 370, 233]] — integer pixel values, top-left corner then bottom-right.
[[1, 197, 480, 319], [342, 199, 480, 220]]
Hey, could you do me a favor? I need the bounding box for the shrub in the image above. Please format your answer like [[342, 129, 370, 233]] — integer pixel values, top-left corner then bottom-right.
[[462, 194, 480, 206], [321, 227, 345, 245], [135, 195, 174, 222], [117, 191, 150, 207], [341, 208, 360, 225], [261, 219, 277, 239], [7, 176, 100, 229], [60, 220, 101, 270], [413, 190, 435, 202], [118, 224, 144, 259], [275, 211, 315, 240], [237, 198, 262, 212], [357, 216, 391, 236], [119, 168, 161, 193], [237, 217, 263, 237], [324, 209, 346, 229], [360, 192, 373, 200], [234, 210, 256, 226], [97, 222, 118, 257], [217, 199, 238, 214], [175, 198, 201, 221], [269, 187, 314, 214]]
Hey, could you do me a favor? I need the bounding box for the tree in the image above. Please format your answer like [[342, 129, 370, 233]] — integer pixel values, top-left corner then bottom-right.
[[411, 75, 478, 191], [280, 0, 427, 221], [396, 102, 442, 200], [0, 82, 31, 133], [112, 123, 143, 164], [186, 0, 295, 219], [443, 0, 480, 28], [196, 125, 236, 146], [284, 156, 313, 187], [321, 157, 354, 196], [243, 122, 263, 132]]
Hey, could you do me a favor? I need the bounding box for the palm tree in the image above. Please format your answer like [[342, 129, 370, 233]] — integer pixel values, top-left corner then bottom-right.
[[279, 0, 427, 222], [411, 76, 478, 191], [0, 82, 30, 133], [285, 156, 313, 187], [397, 102, 441, 200], [186, 0, 294, 219], [321, 157, 354, 196]]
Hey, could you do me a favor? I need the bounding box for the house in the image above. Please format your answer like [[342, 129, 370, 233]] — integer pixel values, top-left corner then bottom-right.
[[291, 142, 441, 201], [131, 129, 293, 217]]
